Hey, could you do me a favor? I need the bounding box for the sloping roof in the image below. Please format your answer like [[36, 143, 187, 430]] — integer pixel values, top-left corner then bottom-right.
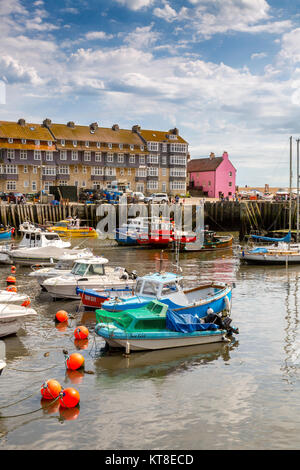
[[139, 129, 187, 144], [187, 157, 223, 173], [48, 123, 144, 146], [0, 121, 53, 141]]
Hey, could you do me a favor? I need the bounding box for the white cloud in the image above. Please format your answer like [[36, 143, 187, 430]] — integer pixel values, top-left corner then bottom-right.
[[85, 31, 113, 40], [153, 3, 178, 22], [114, 0, 153, 11], [154, 0, 292, 39], [124, 25, 160, 49], [251, 52, 267, 60], [278, 28, 300, 64]]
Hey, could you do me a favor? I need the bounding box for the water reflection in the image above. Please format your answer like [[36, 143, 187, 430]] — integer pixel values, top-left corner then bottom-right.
[[282, 272, 300, 384], [94, 340, 239, 383]]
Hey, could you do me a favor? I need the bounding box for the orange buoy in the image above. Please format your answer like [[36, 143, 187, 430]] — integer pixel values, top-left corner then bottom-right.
[[66, 352, 85, 371], [11, 265, 16, 273], [40, 379, 62, 400], [6, 275, 16, 285], [59, 387, 80, 408], [21, 299, 31, 307], [74, 325, 89, 340], [55, 310, 69, 323], [6, 285, 17, 293]]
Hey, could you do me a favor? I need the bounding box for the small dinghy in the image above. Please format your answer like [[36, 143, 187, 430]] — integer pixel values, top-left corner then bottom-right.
[[95, 300, 238, 351], [0, 304, 37, 338]]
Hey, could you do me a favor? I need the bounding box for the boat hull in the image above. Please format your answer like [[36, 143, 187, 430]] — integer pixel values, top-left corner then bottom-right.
[[43, 280, 136, 300], [50, 228, 98, 238], [95, 326, 227, 351], [77, 287, 133, 309], [184, 235, 233, 252], [102, 284, 232, 318], [239, 250, 300, 264]]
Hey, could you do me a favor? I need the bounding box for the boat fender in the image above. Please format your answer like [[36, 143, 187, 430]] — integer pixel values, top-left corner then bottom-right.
[[224, 296, 231, 312], [206, 307, 214, 315]]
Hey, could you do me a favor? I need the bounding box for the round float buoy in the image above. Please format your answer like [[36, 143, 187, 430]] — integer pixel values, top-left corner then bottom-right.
[[59, 388, 80, 408], [6, 275, 16, 285], [21, 299, 31, 307], [11, 265, 16, 273], [40, 379, 62, 400], [74, 325, 89, 340], [66, 352, 85, 371], [55, 310, 69, 323], [6, 285, 17, 293]]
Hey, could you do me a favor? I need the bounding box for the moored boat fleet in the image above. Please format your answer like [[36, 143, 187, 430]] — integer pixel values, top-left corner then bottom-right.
[[0, 216, 239, 352]]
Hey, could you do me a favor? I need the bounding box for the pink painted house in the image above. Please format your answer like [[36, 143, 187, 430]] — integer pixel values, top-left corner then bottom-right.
[[187, 152, 236, 198]]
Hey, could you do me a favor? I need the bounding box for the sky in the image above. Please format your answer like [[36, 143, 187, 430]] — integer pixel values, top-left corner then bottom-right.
[[1, 0, 300, 187]]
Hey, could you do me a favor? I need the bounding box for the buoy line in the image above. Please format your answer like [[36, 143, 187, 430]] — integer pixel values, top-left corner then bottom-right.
[[0, 396, 60, 419]]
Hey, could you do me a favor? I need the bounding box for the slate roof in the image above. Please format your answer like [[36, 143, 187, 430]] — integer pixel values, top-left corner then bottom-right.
[[187, 157, 223, 173]]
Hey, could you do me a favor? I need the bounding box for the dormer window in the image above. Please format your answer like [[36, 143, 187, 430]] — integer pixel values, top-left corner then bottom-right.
[[85, 141, 89, 147], [35, 140, 40, 146], [119, 143, 123, 150], [61, 139, 65, 146], [48, 141, 52, 147], [130, 145, 134, 150], [140, 145, 144, 151], [108, 143, 112, 149], [73, 140, 77, 147], [8, 138, 13, 144], [21, 139, 27, 144], [96, 142, 101, 148]]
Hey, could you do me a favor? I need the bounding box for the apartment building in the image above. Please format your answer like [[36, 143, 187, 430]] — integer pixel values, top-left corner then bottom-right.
[[0, 119, 188, 195]]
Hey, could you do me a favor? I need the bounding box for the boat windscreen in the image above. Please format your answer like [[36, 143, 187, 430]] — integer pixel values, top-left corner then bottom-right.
[[71, 263, 88, 276]]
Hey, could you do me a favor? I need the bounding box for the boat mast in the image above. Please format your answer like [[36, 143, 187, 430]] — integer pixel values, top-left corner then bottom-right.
[[289, 136, 293, 238], [297, 138, 300, 243]]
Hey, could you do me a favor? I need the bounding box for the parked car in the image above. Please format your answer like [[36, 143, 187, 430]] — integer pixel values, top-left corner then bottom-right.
[[144, 193, 169, 203], [132, 192, 145, 202]]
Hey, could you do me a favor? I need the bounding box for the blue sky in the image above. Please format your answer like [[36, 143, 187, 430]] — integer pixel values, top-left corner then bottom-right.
[[1, 0, 300, 187]]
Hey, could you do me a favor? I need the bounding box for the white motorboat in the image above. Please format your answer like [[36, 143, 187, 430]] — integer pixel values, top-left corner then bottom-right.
[[1, 226, 71, 266], [0, 304, 37, 338], [0, 289, 30, 304], [42, 257, 137, 300], [29, 249, 94, 286]]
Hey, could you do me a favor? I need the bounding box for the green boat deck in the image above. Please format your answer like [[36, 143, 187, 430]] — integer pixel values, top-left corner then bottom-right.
[[95, 300, 168, 332]]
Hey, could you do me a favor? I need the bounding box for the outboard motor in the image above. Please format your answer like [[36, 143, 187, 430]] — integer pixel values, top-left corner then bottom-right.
[[205, 311, 239, 336]]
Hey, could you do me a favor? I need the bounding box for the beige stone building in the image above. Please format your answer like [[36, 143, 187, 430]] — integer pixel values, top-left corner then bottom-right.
[[0, 119, 189, 196]]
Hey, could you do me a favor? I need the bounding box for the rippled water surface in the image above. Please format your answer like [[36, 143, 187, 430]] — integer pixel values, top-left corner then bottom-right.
[[1, 234, 300, 450]]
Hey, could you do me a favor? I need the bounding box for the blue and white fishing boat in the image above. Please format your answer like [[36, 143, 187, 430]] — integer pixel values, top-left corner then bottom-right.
[[95, 300, 238, 351], [101, 271, 232, 318], [115, 217, 150, 246]]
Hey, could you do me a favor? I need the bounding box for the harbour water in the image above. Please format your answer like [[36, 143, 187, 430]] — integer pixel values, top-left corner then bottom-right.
[[1, 234, 300, 450]]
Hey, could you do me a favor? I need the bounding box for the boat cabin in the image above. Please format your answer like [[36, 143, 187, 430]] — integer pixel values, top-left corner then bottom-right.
[[70, 257, 109, 277], [19, 230, 64, 248], [134, 272, 183, 299]]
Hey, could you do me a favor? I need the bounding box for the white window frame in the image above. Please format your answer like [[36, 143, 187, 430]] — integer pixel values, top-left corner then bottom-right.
[[57, 165, 70, 175], [23, 165, 28, 173], [107, 153, 113, 163], [118, 153, 124, 163], [147, 154, 159, 164], [7, 149, 15, 159], [60, 150, 67, 160], [20, 150, 27, 160], [91, 166, 104, 176], [129, 155, 135, 164], [84, 151, 91, 161], [32, 181, 37, 191], [46, 151, 53, 161], [170, 143, 187, 153], [6, 181, 16, 191], [95, 152, 102, 162], [43, 166, 56, 176], [71, 150, 78, 161], [34, 150, 41, 160], [139, 155, 145, 164], [170, 155, 186, 165]]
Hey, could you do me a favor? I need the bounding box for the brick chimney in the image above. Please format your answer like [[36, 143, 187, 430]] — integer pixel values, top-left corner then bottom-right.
[[112, 124, 119, 131], [132, 125, 141, 133], [67, 121, 75, 128], [222, 151, 228, 159], [209, 152, 215, 160], [43, 118, 52, 128], [18, 118, 26, 126], [89, 122, 98, 133]]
